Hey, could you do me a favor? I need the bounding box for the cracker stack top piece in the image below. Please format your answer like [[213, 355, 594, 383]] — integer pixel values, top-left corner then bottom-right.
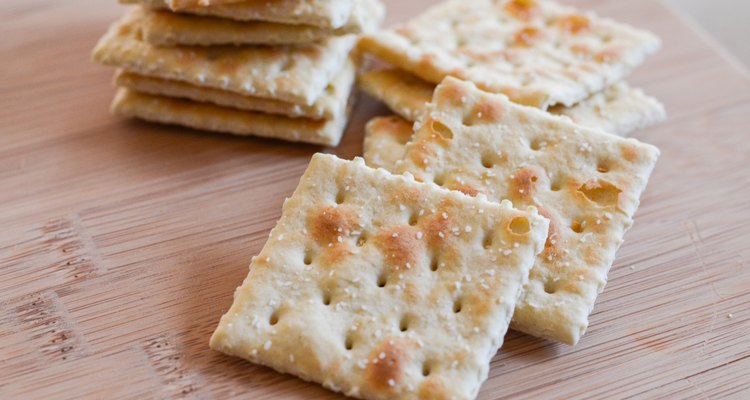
[[359, 0, 660, 109], [396, 78, 660, 344], [138, 0, 385, 46], [211, 153, 549, 400]]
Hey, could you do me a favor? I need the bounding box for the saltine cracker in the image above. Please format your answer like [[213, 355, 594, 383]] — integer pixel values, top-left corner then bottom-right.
[[93, 8, 356, 105], [359, 0, 660, 109], [210, 153, 549, 399], [396, 78, 660, 344], [114, 57, 355, 120]]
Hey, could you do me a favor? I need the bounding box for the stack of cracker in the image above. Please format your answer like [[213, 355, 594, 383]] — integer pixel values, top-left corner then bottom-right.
[[92, 0, 385, 146], [355, 0, 664, 346]]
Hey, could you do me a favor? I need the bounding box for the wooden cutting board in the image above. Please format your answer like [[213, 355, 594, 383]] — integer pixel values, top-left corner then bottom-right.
[[2, 0, 749, 398]]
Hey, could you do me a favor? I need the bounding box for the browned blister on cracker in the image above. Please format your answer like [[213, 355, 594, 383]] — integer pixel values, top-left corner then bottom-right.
[[210, 153, 549, 399]]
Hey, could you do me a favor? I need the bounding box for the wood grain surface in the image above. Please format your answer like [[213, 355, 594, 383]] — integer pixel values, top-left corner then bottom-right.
[[2, 0, 750, 398]]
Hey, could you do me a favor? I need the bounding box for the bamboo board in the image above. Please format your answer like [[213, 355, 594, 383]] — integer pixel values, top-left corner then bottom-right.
[[1, 0, 750, 398]]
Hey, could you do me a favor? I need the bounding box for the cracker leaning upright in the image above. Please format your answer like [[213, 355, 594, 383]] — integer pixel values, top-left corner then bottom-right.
[[396, 78, 660, 345], [210, 154, 549, 400], [359, 0, 660, 109]]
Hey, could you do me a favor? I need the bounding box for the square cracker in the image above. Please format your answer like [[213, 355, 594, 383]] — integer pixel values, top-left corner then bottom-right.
[[141, 10, 350, 46], [93, 8, 356, 106], [360, 69, 665, 171], [210, 153, 549, 400], [359, 0, 660, 109], [359, 68, 666, 137], [111, 88, 351, 146], [114, 58, 355, 120], [396, 77, 660, 344], [123, 0, 382, 31]]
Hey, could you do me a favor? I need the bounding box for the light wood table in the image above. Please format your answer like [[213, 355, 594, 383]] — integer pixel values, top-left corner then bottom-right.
[[2, 0, 749, 398]]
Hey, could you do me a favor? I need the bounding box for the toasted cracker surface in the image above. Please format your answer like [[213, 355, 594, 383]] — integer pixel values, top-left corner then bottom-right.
[[396, 78, 660, 344], [210, 153, 549, 399], [93, 8, 355, 105], [114, 57, 355, 119], [111, 88, 351, 146], [359, 0, 660, 109]]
